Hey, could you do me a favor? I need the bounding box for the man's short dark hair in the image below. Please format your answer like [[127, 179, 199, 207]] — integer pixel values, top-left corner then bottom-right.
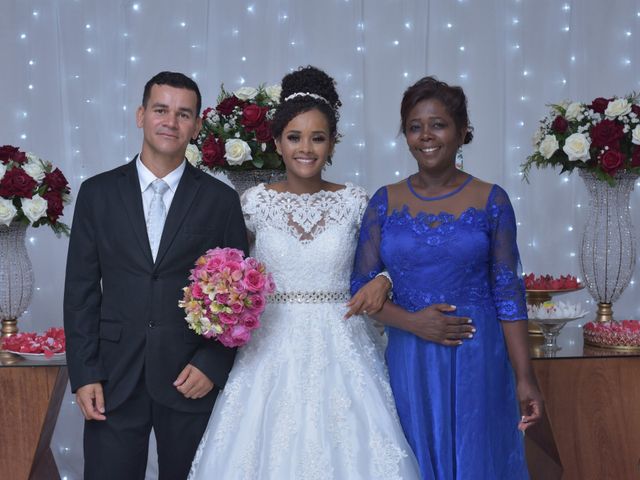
[[142, 71, 202, 115]]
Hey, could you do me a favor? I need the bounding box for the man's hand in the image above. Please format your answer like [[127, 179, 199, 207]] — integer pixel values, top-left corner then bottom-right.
[[173, 364, 214, 399], [76, 383, 107, 421]]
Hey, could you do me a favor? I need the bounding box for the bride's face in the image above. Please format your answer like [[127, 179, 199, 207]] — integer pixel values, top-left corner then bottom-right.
[[275, 109, 335, 182]]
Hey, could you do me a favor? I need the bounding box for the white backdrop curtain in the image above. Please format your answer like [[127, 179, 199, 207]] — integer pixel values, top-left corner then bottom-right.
[[1, 1, 639, 477]]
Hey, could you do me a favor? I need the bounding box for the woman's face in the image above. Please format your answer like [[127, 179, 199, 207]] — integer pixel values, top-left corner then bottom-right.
[[275, 108, 335, 182], [404, 98, 466, 173]]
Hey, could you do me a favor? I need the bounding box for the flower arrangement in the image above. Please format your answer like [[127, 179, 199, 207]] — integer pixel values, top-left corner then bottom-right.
[[190, 84, 283, 173], [527, 301, 587, 320], [0, 145, 71, 235], [522, 94, 640, 184], [2, 327, 66, 357], [179, 247, 275, 347], [524, 273, 581, 290], [584, 319, 640, 348]]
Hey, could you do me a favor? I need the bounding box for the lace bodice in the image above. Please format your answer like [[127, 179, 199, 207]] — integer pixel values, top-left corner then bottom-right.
[[241, 183, 368, 293]]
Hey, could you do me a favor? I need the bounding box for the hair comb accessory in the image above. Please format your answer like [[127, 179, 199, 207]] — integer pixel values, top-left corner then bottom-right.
[[283, 92, 331, 105]]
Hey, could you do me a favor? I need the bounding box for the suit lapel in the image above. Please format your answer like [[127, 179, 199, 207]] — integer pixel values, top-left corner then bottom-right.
[[117, 157, 153, 264], [154, 162, 202, 268]]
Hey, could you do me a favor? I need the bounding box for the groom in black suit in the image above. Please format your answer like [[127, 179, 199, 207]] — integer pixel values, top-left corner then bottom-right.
[[64, 71, 248, 479]]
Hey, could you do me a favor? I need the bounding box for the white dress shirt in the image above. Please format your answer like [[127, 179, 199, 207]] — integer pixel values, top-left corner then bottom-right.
[[136, 155, 186, 220]]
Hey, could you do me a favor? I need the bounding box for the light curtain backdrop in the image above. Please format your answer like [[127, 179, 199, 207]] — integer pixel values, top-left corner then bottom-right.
[[1, 0, 639, 477]]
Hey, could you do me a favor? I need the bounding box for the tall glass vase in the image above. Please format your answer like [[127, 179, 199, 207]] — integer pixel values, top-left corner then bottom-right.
[[0, 222, 34, 341], [579, 170, 638, 322]]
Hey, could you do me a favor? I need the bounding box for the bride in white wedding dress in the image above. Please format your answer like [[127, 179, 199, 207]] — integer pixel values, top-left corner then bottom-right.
[[188, 66, 419, 480]]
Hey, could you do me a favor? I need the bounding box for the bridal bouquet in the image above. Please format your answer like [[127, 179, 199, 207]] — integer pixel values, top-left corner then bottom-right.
[[190, 84, 283, 173], [179, 247, 275, 347], [522, 94, 640, 184], [0, 145, 71, 235]]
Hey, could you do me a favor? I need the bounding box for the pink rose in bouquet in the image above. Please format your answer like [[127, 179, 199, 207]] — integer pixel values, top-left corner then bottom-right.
[[179, 247, 275, 347]]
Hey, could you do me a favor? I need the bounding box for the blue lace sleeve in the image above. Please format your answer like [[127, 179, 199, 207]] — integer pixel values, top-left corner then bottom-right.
[[487, 185, 528, 321], [350, 187, 388, 295]]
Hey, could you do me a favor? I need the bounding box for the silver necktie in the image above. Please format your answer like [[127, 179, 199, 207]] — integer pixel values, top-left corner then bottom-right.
[[147, 179, 169, 261]]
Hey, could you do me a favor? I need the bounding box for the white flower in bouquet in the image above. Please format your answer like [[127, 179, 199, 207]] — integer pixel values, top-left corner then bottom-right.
[[22, 156, 46, 181], [562, 132, 591, 161], [538, 135, 559, 159], [605, 98, 631, 118], [265, 84, 282, 103], [234, 86, 259, 100], [564, 102, 583, 121], [225, 139, 252, 165], [632, 125, 640, 145], [0, 163, 6, 181], [0, 198, 17, 226], [185, 144, 201, 167], [21, 195, 48, 223]]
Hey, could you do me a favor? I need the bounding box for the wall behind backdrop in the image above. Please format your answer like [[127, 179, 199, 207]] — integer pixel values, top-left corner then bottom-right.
[[1, 1, 639, 478]]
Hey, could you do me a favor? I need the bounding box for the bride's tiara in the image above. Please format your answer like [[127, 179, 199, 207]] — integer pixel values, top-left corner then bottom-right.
[[283, 92, 331, 106]]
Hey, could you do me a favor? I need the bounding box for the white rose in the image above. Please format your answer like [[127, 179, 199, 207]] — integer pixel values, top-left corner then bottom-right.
[[562, 133, 591, 161], [21, 194, 48, 224], [234, 87, 258, 101], [604, 98, 631, 118], [224, 139, 252, 165], [265, 84, 282, 103], [184, 144, 201, 166], [0, 198, 17, 226], [0, 163, 6, 181], [22, 158, 46, 182], [538, 135, 560, 159], [565, 102, 583, 121], [632, 125, 640, 145]]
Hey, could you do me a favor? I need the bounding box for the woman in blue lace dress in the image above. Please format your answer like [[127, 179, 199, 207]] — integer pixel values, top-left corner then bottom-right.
[[351, 77, 543, 480]]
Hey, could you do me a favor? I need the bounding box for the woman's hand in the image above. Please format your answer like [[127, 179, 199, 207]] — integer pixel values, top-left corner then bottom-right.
[[407, 304, 475, 346], [344, 275, 391, 319], [516, 378, 544, 432]]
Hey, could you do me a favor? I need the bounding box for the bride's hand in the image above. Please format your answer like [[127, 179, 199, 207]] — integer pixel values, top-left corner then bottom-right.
[[408, 304, 475, 346], [344, 275, 391, 319]]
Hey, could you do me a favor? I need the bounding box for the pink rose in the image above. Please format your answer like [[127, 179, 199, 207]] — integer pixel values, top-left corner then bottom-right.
[[216, 292, 229, 304], [230, 302, 244, 314], [230, 325, 251, 344], [240, 312, 260, 329], [243, 269, 266, 292], [244, 257, 260, 270], [248, 294, 266, 313], [191, 283, 205, 299], [218, 312, 236, 325], [222, 248, 244, 262]]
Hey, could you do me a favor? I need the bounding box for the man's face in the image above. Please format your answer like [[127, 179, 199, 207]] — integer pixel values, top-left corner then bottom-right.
[[136, 84, 201, 160]]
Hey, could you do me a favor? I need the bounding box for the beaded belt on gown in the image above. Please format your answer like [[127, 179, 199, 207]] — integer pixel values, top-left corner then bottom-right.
[[268, 291, 350, 304]]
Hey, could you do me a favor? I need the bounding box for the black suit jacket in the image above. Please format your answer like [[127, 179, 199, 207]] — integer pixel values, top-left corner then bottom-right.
[[63, 158, 249, 413]]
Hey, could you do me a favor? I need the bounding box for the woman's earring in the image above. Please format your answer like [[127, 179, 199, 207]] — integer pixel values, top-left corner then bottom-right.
[[455, 148, 464, 170]]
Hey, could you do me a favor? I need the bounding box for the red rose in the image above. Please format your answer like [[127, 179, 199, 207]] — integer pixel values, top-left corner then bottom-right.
[[599, 149, 625, 175], [216, 96, 243, 115], [551, 116, 569, 133], [590, 119, 624, 148], [202, 107, 214, 119], [0, 145, 27, 164], [254, 121, 273, 143], [590, 97, 611, 114], [632, 105, 640, 117], [201, 136, 225, 168], [0, 167, 37, 197], [42, 190, 64, 222], [241, 104, 268, 130], [632, 147, 640, 167], [44, 168, 69, 191]]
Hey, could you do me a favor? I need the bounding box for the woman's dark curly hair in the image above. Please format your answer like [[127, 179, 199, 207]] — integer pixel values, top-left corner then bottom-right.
[[271, 66, 342, 151], [400, 76, 474, 144]]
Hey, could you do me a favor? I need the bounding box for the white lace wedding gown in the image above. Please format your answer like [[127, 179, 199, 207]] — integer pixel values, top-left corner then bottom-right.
[[188, 183, 420, 480]]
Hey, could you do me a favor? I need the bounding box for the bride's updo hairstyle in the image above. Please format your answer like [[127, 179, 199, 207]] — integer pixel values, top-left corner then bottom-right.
[[271, 66, 342, 163]]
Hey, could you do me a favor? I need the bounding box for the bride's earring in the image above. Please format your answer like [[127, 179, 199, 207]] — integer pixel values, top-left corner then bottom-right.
[[456, 147, 464, 170]]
